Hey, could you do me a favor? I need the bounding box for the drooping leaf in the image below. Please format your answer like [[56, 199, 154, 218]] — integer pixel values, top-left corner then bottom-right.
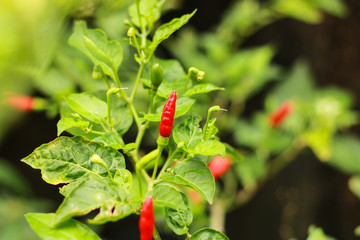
[[190, 228, 229, 240], [22, 136, 125, 184], [148, 10, 197, 55], [184, 83, 224, 97], [152, 183, 187, 210], [161, 160, 215, 204], [165, 196, 193, 236], [56, 173, 137, 224], [65, 93, 108, 124], [144, 97, 195, 122], [25, 213, 101, 240], [68, 21, 123, 80]]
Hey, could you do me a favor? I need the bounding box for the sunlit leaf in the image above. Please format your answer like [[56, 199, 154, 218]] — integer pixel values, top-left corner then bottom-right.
[[65, 93, 107, 124], [22, 136, 125, 184]]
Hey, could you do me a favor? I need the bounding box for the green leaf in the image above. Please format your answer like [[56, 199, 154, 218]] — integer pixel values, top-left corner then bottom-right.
[[161, 160, 215, 204], [313, 0, 347, 17], [25, 213, 101, 240], [355, 225, 360, 237], [306, 225, 335, 240], [35, 68, 76, 101], [0, 159, 31, 195], [144, 97, 195, 122], [235, 154, 266, 187], [57, 116, 90, 136], [165, 205, 193, 235], [224, 45, 276, 101], [56, 174, 138, 224], [154, 59, 187, 97], [92, 132, 125, 149], [327, 135, 360, 175], [190, 228, 229, 240], [113, 168, 133, 191], [128, 0, 166, 28], [184, 83, 224, 97], [65, 93, 108, 124], [148, 10, 197, 54], [272, 0, 322, 24], [68, 21, 123, 79], [348, 175, 360, 200], [22, 136, 125, 184], [110, 96, 133, 135], [173, 115, 203, 150], [152, 183, 187, 210], [266, 61, 314, 104], [192, 140, 226, 158]]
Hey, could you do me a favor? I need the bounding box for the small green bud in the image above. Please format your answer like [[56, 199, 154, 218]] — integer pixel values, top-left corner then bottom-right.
[[92, 65, 104, 80], [151, 63, 164, 87], [91, 154, 106, 166], [197, 70, 205, 81], [188, 67, 205, 81], [127, 27, 136, 37]]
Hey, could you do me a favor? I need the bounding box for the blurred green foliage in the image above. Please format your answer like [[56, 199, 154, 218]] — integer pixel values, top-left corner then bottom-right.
[[1, 0, 359, 239]]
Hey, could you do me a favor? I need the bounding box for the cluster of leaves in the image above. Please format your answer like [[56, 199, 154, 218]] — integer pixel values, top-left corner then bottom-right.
[[4, 0, 359, 238], [22, 0, 230, 239], [168, 0, 360, 237]]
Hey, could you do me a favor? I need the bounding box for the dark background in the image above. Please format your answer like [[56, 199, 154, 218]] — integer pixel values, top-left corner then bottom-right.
[[1, 0, 360, 239]]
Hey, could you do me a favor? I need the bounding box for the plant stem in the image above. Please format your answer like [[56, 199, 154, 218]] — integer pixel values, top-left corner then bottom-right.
[[152, 144, 165, 180], [156, 147, 179, 181], [136, 166, 143, 197], [153, 227, 161, 240], [210, 198, 226, 233], [183, 68, 193, 95], [106, 90, 113, 130], [131, 62, 145, 101]]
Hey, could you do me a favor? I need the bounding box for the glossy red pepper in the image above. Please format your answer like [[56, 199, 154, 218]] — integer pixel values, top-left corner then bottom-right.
[[269, 101, 293, 128], [159, 90, 177, 138], [4, 95, 34, 112], [139, 196, 155, 240], [207, 155, 232, 180]]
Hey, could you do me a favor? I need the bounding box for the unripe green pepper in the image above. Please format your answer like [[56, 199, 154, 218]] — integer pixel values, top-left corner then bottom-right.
[[151, 63, 164, 87]]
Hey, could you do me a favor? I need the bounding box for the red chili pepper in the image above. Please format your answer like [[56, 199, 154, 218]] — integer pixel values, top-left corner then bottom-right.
[[269, 101, 294, 128], [207, 155, 232, 180], [3, 95, 34, 112], [139, 196, 155, 240], [159, 90, 177, 138]]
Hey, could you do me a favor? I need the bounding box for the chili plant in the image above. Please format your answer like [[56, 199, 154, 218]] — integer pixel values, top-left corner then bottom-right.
[[22, 1, 229, 239]]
